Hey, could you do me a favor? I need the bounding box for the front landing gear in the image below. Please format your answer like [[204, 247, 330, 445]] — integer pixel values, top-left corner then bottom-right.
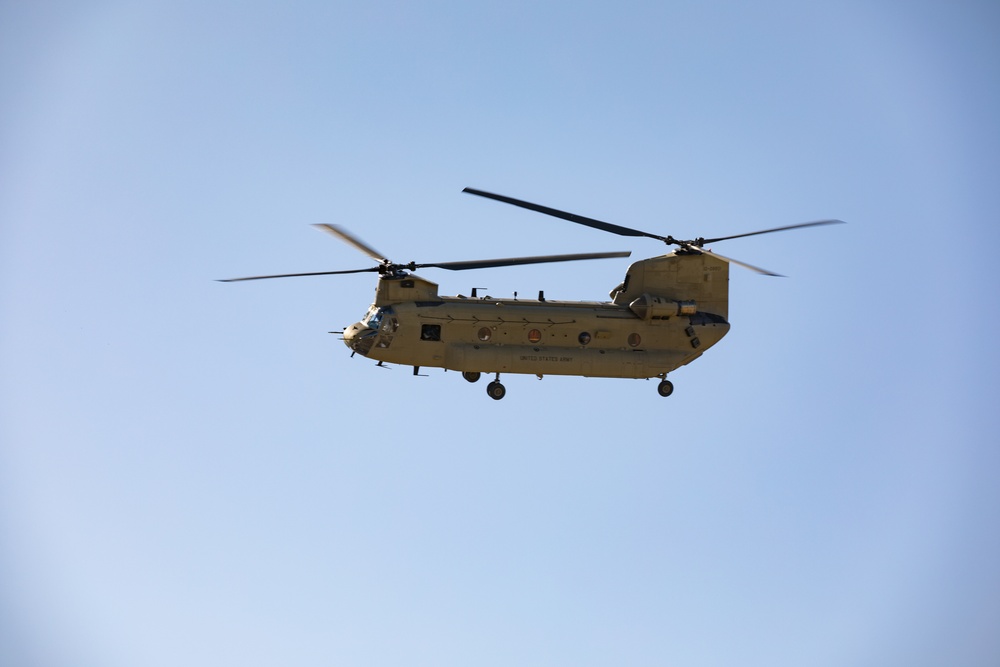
[[486, 373, 506, 400], [657, 379, 674, 397], [462, 371, 481, 383]]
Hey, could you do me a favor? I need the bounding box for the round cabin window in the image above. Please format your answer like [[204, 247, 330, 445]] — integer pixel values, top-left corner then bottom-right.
[[527, 329, 542, 343], [478, 327, 492, 341], [628, 333, 641, 347], [578, 332, 592, 345]]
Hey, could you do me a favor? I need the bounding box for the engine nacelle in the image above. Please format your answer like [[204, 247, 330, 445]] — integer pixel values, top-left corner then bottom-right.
[[629, 293, 697, 321]]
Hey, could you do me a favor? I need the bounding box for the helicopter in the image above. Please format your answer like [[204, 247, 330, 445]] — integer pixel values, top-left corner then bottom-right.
[[221, 188, 843, 399]]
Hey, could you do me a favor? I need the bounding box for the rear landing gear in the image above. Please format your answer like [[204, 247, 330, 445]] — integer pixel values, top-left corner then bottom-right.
[[657, 379, 674, 397], [462, 371, 481, 383]]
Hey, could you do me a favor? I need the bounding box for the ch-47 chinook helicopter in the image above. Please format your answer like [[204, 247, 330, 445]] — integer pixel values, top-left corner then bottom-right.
[[221, 188, 843, 399]]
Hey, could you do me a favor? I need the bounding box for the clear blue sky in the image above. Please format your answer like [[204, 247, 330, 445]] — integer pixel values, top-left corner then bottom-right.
[[2, 2, 998, 666]]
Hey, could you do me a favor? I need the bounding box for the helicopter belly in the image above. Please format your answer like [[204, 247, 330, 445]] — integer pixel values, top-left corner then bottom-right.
[[446, 343, 691, 379]]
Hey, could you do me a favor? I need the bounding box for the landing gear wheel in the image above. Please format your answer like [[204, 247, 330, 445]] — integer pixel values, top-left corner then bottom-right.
[[657, 380, 674, 397], [486, 381, 506, 400], [462, 371, 482, 383]]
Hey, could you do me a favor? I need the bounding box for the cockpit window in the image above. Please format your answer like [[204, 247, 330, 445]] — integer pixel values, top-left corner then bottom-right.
[[362, 306, 385, 330]]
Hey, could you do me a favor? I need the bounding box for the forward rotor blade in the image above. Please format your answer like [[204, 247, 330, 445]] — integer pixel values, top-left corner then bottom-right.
[[312, 224, 388, 262], [218, 267, 379, 282], [695, 248, 783, 277], [463, 188, 671, 243], [418, 250, 631, 272], [700, 219, 845, 245]]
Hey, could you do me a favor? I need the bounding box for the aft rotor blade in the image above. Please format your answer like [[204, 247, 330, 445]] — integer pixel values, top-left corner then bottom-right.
[[463, 188, 671, 243], [700, 219, 845, 245], [695, 248, 783, 277], [312, 224, 388, 262], [218, 267, 379, 282], [418, 250, 631, 272]]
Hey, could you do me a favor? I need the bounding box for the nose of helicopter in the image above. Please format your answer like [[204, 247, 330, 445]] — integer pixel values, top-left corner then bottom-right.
[[342, 322, 363, 349], [342, 322, 373, 355]]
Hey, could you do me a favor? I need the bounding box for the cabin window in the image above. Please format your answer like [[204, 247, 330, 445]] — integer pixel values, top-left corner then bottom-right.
[[527, 329, 542, 343], [420, 324, 441, 341], [478, 327, 492, 342], [628, 333, 641, 347], [578, 332, 591, 345]]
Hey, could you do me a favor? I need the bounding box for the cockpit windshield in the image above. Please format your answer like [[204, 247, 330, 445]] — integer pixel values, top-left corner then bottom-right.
[[362, 305, 395, 331], [362, 305, 383, 330]]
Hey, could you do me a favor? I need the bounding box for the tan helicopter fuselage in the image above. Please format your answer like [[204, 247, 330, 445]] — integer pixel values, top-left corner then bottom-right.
[[343, 250, 731, 380]]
